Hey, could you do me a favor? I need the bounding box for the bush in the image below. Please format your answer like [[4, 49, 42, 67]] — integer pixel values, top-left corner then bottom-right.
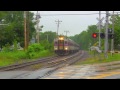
[[40, 40, 54, 51], [13, 40, 17, 51], [26, 43, 44, 59], [26, 41, 54, 59], [2, 43, 11, 52]]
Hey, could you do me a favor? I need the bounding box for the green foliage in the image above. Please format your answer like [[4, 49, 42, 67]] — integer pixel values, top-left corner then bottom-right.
[[109, 15, 120, 50], [0, 11, 35, 48], [76, 52, 120, 65], [13, 40, 17, 51], [27, 50, 54, 59], [26, 43, 44, 58], [39, 31, 57, 43], [69, 25, 98, 50], [2, 40, 18, 52], [40, 40, 53, 50], [2, 43, 11, 52], [0, 49, 54, 66], [0, 51, 27, 66]]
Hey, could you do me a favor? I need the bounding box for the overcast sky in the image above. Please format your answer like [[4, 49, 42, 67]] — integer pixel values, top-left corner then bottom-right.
[[31, 11, 119, 36]]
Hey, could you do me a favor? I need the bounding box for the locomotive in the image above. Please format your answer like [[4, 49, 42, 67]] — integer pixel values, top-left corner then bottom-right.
[[54, 35, 80, 55]]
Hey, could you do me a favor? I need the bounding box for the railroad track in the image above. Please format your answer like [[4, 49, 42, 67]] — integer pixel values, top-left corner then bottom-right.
[[0, 55, 60, 71], [95, 61, 120, 72], [0, 51, 84, 71], [45, 51, 83, 68], [37, 50, 86, 79], [0, 50, 87, 79]]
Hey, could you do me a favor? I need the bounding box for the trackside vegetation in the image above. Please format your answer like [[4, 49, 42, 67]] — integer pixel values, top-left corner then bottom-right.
[[0, 41, 55, 66], [76, 51, 120, 65]]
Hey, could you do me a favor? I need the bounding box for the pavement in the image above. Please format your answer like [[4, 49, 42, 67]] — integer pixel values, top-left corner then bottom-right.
[[42, 61, 120, 79], [0, 68, 54, 79], [42, 65, 97, 79], [1, 61, 120, 79]]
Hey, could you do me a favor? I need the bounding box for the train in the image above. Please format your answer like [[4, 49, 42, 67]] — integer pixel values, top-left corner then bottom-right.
[[54, 35, 80, 55]]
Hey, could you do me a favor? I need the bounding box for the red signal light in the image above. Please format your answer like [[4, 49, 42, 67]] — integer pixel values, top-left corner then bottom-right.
[[92, 33, 97, 38]]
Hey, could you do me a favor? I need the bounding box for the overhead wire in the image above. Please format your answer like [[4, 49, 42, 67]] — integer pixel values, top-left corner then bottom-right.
[[41, 13, 106, 16], [40, 12, 120, 16]]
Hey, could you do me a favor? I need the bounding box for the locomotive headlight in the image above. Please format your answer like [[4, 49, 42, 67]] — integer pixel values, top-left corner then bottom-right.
[[54, 48, 58, 50], [59, 37, 64, 40], [65, 48, 68, 50], [61, 37, 63, 40]]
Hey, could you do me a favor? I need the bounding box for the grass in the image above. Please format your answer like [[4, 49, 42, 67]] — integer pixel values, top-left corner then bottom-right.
[[2, 50, 120, 67], [0, 50, 55, 67], [76, 51, 120, 65], [0, 51, 26, 66]]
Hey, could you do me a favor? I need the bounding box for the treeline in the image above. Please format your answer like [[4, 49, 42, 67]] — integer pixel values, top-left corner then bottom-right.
[[69, 15, 120, 51], [69, 25, 99, 50]]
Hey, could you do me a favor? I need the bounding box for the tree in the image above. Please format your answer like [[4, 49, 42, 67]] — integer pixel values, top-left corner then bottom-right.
[[39, 31, 57, 43], [70, 25, 98, 50], [109, 15, 120, 49], [0, 11, 36, 48]]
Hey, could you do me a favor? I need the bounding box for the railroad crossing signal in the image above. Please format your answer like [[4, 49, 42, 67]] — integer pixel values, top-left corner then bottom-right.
[[92, 33, 97, 38], [108, 34, 114, 39], [100, 33, 105, 39], [108, 28, 114, 39], [92, 31, 114, 39], [96, 17, 104, 29], [100, 32, 114, 39]]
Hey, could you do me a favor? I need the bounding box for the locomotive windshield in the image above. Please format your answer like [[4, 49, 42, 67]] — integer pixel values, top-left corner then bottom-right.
[[59, 40, 64, 44]]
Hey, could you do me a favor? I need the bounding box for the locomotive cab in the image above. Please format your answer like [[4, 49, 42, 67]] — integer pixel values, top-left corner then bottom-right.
[[54, 35, 79, 56], [54, 35, 67, 55]]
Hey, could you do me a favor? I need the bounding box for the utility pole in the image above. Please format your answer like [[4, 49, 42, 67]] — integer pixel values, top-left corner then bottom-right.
[[104, 11, 109, 58], [37, 11, 39, 43], [111, 11, 115, 56], [26, 11, 29, 49], [36, 11, 41, 43], [55, 19, 62, 37], [64, 30, 69, 37], [99, 11, 101, 49], [24, 11, 27, 50]]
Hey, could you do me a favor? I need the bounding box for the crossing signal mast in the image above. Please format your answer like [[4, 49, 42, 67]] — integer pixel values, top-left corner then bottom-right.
[[91, 11, 116, 58], [35, 11, 41, 43], [96, 11, 104, 48]]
